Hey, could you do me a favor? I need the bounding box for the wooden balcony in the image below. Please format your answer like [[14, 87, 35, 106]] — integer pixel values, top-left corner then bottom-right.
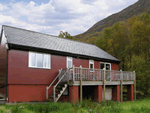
[[60, 66, 136, 86]]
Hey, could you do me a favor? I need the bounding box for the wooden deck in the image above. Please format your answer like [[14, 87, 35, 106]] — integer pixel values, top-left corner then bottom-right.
[[69, 81, 134, 86]]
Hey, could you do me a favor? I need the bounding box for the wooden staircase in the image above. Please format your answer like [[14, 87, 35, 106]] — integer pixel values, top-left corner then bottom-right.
[[46, 68, 70, 102], [48, 83, 68, 102]]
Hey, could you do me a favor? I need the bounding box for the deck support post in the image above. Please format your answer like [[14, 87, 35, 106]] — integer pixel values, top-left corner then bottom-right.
[[134, 71, 136, 101], [103, 68, 106, 101], [73, 65, 75, 82], [120, 69, 123, 102], [80, 65, 82, 103]]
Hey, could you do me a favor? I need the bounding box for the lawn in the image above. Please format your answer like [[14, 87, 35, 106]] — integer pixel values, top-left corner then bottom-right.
[[0, 98, 150, 113]]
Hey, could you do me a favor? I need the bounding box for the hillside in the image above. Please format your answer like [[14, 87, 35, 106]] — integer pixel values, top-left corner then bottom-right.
[[75, 0, 150, 41]]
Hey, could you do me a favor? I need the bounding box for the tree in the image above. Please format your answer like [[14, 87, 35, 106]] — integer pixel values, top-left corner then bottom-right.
[[58, 31, 73, 39]]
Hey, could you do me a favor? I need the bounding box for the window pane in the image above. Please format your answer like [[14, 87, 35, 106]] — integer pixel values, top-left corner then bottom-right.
[[37, 53, 43, 68], [100, 63, 104, 69], [68, 57, 72, 61], [90, 60, 94, 64], [106, 64, 110, 70], [68, 61, 72, 68], [43, 54, 50, 68], [30, 52, 36, 67], [90, 64, 93, 69]]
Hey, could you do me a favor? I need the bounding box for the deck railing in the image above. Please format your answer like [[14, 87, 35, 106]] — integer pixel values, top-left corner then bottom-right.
[[69, 66, 135, 82]]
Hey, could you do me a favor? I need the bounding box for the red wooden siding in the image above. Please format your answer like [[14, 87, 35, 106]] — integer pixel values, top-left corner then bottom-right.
[[8, 85, 52, 102], [0, 32, 7, 96], [111, 63, 118, 70], [112, 85, 120, 102], [8, 50, 66, 84], [73, 58, 89, 68], [127, 85, 134, 101], [94, 85, 102, 103], [0, 39, 7, 85]]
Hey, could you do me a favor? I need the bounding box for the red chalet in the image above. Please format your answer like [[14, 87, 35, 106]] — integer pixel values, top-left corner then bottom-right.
[[0, 25, 136, 103]]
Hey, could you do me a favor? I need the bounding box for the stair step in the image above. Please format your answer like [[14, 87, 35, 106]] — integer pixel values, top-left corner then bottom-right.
[[57, 85, 65, 87], [51, 93, 59, 96], [58, 82, 67, 85], [47, 98, 54, 102], [49, 96, 53, 98], [55, 84, 68, 102], [56, 89, 62, 91], [56, 87, 62, 90], [57, 86, 63, 88]]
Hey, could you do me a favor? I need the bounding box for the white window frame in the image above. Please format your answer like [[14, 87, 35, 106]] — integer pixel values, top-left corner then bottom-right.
[[67, 57, 73, 68], [28, 51, 51, 69], [100, 62, 111, 70], [89, 60, 94, 71]]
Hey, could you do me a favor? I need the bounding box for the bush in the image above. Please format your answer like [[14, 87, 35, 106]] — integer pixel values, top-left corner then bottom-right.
[[136, 91, 145, 99]]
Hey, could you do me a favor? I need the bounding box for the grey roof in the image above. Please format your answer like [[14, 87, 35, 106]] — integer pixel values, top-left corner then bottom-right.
[[2, 25, 120, 62]]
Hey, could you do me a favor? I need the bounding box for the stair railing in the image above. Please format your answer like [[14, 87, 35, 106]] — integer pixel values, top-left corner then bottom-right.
[[53, 68, 70, 102], [46, 69, 64, 100]]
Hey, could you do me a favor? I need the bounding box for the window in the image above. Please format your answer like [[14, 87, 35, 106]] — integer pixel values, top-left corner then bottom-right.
[[89, 60, 94, 71], [100, 62, 111, 70], [29, 52, 51, 69], [67, 57, 72, 68]]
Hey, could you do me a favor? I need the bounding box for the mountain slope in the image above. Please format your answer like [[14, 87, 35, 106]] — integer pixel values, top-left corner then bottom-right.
[[75, 0, 150, 41]]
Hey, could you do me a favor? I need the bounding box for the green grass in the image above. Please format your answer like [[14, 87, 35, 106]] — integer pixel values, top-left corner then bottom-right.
[[0, 98, 150, 113]]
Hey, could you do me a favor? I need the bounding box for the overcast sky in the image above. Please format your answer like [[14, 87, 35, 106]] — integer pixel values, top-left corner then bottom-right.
[[0, 0, 138, 36]]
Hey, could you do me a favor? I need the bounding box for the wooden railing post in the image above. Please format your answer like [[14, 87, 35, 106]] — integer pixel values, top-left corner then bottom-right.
[[53, 86, 55, 102], [103, 68, 105, 101], [46, 87, 48, 100], [73, 65, 75, 82], [134, 71, 136, 101], [120, 69, 123, 102], [80, 65, 82, 103]]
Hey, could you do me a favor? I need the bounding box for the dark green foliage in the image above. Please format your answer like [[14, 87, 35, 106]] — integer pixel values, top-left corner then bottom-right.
[[93, 13, 150, 99]]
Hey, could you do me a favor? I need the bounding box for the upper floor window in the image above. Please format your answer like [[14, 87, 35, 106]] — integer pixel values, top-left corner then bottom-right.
[[29, 52, 51, 69], [67, 57, 72, 68], [100, 62, 111, 70], [89, 60, 94, 71]]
